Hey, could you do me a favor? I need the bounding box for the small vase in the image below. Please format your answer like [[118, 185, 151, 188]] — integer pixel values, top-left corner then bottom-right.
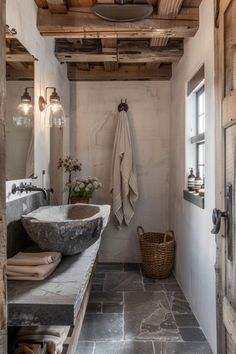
[[70, 196, 90, 204]]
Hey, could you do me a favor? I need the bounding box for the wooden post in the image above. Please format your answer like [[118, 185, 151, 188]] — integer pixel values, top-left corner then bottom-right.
[[0, 0, 7, 352]]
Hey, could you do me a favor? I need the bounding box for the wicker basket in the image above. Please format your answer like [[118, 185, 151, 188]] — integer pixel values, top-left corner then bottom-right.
[[137, 226, 175, 279]]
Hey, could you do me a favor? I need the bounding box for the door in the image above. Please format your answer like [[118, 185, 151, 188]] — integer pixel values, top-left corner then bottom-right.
[[215, 0, 236, 353], [0, 0, 7, 352]]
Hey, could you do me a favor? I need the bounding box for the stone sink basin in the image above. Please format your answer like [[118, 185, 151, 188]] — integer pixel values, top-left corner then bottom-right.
[[21, 203, 110, 256]]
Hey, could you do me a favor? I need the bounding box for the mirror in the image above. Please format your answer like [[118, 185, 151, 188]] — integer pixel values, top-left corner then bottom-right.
[[5, 36, 34, 180]]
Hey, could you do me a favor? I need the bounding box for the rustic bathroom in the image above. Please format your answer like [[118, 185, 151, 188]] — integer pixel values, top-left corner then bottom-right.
[[0, 0, 235, 353]]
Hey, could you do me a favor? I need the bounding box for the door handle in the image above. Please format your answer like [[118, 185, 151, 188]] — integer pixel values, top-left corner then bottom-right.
[[211, 183, 233, 261], [211, 208, 228, 234]]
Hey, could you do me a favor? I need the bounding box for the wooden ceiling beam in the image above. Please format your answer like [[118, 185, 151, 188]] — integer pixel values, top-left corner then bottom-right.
[[152, 0, 185, 47], [118, 40, 183, 63], [56, 41, 183, 63], [57, 52, 117, 62], [68, 0, 93, 6], [182, 0, 202, 7], [47, 0, 68, 13], [67, 63, 172, 81], [150, 37, 169, 47], [34, 0, 48, 8], [7, 62, 27, 71], [101, 38, 118, 72], [6, 67, 34, 81], [6, 53, 34, 62], [158, 0, 184, 17], [37, 9, 199, 38]]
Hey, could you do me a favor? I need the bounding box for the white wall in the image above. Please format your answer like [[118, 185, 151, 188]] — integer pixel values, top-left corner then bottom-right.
[[70, 81, 171, 262], [6, 0, 70, 191], [170, 0, 216, 352]]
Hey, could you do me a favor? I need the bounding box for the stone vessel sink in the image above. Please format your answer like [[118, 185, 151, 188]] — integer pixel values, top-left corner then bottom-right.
[[21, 203, 110, 256]]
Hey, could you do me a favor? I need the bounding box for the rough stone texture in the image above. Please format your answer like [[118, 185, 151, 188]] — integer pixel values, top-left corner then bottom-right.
[[80, 314, 123, 341], [6, 192, 46, 258], [21, 204, 110, 255], [94, 341, 155, 354], [8, 240, 101, 326], [76, 264, 213, 354]]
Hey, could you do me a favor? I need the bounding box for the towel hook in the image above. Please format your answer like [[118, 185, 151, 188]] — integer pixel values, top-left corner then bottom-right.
[[118, 99, 128, 112]]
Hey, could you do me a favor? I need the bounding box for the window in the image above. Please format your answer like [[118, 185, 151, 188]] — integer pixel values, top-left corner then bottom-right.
[[184, 66, 205, 208], [191, 85, 205, 180]]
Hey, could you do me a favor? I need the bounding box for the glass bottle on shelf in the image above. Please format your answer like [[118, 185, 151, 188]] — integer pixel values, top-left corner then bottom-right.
[[194, 170, 203, 194], [187, 168, 195, 192]]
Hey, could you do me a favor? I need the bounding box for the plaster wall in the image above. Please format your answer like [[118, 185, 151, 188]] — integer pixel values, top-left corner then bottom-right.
[[70, 81, 171, 262], [170, 0, 216, 352], [6, 0, 70, 194]]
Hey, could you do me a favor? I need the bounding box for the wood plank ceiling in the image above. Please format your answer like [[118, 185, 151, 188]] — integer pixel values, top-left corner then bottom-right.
[[35, 0, 202, 81], [5, 33, 34, 81]]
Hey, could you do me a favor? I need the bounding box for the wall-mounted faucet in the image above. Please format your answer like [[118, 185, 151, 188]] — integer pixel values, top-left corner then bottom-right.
[[11, 182, 47, 200]]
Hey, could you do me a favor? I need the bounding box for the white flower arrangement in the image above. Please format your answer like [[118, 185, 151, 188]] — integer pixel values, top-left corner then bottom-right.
[[68, 176, 102, 198]]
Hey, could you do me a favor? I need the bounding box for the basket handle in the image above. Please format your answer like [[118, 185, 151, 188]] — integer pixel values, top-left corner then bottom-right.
[[137, 226, 145, 238], [164, 230, 175, 243]]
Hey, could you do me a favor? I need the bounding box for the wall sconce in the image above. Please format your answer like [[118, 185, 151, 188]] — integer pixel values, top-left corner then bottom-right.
[[13, 87, 34, 128], [38, 87, 66, 128]]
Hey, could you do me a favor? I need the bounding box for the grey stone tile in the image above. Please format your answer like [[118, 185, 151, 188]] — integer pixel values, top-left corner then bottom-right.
[[80, 314, 123, 341], [92, 284, 104, 292], [172, 300, 192, 314], [144, 283, 164, 291], [103, 302, 123, 313], [179, 328, 206, 342], [76, 341, 95, 354], [94, 341, 155, 354], [96, 263, 124, 272], [164, 283, 182, 292], [174, 314, 199, 327], [142, 273, 176, 284], [86, 302, 102, 313], [104, 272, 144, 292], [162, 342, 213, 354], [94, 273, 106, 279], [124, 263, 141, 272], [124, 291, 181, 341], [166, 291, 187, 304], [89, 291, 123, 304], [92, 274, 105, 285]]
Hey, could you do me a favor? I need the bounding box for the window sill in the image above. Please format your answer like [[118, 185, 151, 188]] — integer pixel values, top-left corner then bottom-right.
[[183, 190, 205, 209]]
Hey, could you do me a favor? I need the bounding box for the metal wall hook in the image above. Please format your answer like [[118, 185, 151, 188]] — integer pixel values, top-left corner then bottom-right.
[[118, 99, 128, 112]]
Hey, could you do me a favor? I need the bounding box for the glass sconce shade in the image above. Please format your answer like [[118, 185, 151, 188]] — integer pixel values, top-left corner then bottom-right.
[[48, 101, 66, 128], [39, 88, 66, 128], [13, 88, 34, 127]]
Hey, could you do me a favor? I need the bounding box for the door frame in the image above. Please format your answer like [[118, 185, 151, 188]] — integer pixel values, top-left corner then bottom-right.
[[0, 0, 7, 352]]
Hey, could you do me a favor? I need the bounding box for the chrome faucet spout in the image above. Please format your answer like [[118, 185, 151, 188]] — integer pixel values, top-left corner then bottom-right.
[[11, 182, 47, 200], [24, 185, 47, 200]]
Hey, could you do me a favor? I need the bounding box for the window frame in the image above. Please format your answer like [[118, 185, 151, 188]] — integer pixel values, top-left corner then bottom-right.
[[190, 85, 206, 180]]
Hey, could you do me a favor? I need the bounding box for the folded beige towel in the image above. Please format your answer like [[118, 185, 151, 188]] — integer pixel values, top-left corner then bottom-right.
[[7, 257, 61, 281], [14, 343, 46, 354], [7, 252, 61, 266], [17, 326, 70, 354]]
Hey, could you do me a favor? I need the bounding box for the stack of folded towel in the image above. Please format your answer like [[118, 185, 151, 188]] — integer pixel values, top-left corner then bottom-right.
[[13, 343, 46, 354], [15, 326, 70, 354], [7, 252, 61, 281]]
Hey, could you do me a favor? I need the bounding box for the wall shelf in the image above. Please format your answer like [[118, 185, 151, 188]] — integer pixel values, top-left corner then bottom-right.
[[183, 190, 205, 209]]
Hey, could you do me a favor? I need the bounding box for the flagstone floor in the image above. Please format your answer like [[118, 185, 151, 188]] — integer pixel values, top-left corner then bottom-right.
[[75, 263, 213, 354]]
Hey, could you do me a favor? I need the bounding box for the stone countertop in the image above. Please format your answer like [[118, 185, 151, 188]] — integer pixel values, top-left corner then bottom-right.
[[8, 239, 100, 327]]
